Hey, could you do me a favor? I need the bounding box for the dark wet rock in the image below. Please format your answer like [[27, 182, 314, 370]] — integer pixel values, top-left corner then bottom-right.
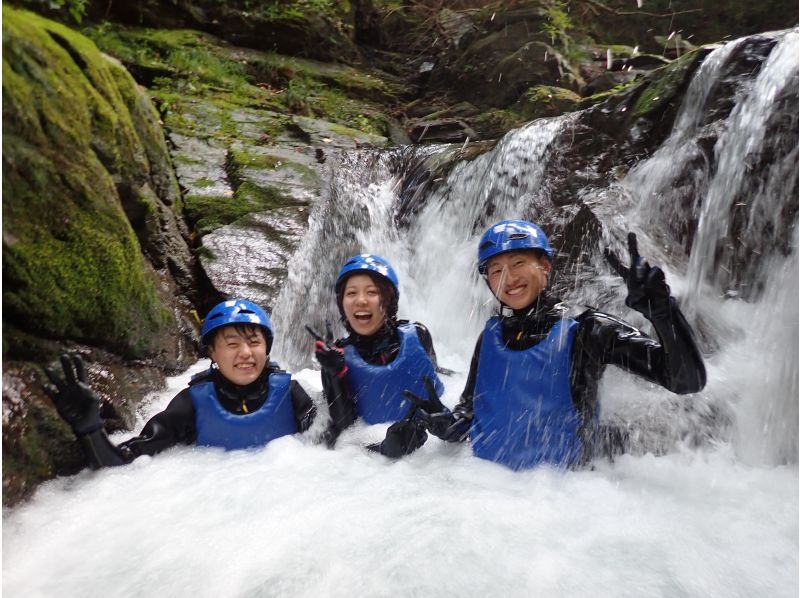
[[429, 23, 574, 109], [407, 118, 478, 144], [160, 92, 326, 309], [170, 132, 233, 198], [437, 7, 477, 48], [199, 207, 310, 309], [2, 353, 176, 506], [392, 140, 497, 226], [290, 115, 388, 149]]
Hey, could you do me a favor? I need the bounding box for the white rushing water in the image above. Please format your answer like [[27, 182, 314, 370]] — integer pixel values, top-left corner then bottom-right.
[[3, 32, 798, 598]]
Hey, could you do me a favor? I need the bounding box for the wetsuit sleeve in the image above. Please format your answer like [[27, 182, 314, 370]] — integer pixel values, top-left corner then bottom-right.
[[426, 335, 481, 443], [576, 298, 706, 395], [116, 389, 198, 460], [320, 367, 357, 444], [414, 322, 439, 368], [77, 429, 129, 468], [290, 380, 317, 433]]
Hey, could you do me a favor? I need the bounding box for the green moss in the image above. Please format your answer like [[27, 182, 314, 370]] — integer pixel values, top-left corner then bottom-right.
[[630, 49, 704, 119], [518, 84, 582, 119], [543, 0, 573, 47], [83, 25, 266, 106], [84, 23, 397, 140], [228, 148, 319, 188], [472, 109, 528, 139], [244, 0, 350, 24], [184, 184, 293, 235], [581, 79, 641, 105], [2, 6, 171, 357]]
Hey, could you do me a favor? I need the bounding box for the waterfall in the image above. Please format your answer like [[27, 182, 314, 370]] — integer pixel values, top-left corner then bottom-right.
[[621, 30, 799, 465], [271, 116, 574, 370]]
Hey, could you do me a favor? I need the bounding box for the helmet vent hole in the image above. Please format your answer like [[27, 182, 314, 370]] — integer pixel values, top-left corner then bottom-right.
[[508, 233, 529, 240]]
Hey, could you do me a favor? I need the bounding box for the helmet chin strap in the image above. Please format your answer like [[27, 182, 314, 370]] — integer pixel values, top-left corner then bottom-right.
[[499, 301, 539, 318]]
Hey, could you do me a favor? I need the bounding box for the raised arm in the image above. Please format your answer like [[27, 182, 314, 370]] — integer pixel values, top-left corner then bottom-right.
[[44, 354, 127, 468], [599, 233, 706, 393]]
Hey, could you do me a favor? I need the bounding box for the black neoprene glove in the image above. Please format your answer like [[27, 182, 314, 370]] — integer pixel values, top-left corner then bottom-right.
[[402, 376, 455, 439], [378, 419, 428, 458], [43, 354, 103, 436], [315, 342, 347, 377], [309, 322, 347, 378], [605, 232, 673, 320]]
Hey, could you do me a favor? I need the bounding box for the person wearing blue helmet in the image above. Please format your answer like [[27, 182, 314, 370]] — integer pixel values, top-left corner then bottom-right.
[[43, 299, 320, 468], [403, 220, 707, 470], [312, 253, 445, 458]]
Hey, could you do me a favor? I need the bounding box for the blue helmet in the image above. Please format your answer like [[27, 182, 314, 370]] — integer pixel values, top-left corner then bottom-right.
[[477, 219, 554, 273], [335, 254, 400, 298], [201, 299, 273, 347]]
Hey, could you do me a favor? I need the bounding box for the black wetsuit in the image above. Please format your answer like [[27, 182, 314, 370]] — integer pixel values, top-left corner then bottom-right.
[[80, 364, 316, 468], [322, 319, 438, 452], [431, 293, 706, 462]]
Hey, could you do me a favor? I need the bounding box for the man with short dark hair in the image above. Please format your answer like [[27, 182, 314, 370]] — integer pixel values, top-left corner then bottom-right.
[[405, 220, 706, 470]]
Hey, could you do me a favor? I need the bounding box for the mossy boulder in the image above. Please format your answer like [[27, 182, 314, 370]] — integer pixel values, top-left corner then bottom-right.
[[3, 7, 177, 356], [2, 6, 200, 505], [514, 85, 582, 120]]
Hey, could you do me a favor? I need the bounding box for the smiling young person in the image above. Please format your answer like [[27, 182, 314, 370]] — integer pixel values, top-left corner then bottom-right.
[[313, 254, 444, 458], [44, 299, 319, 468], [404, 219, 707, 470]]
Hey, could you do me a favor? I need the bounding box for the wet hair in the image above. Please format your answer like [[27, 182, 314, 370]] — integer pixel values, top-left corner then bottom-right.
[[204, 323, 271, 356], [336, 272, 398, 332]]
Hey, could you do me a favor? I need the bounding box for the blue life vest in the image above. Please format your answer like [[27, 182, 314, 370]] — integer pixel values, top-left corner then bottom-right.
[[472, 317, 583, 470], [344, 324, 444, 424], [190, 369, 297, 450]]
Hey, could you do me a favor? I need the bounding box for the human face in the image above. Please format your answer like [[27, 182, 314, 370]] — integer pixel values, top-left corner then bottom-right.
[[207, 325, 268, 386], [342, 274, 387, 336], [485, 250, 551, 310]]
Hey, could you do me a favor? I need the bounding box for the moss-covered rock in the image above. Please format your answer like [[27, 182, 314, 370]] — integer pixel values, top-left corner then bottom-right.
[[2, 6, 201, 505], [82, 24, 404, 141], [514, 84, 582, 120], [2, 355, 170, 506], [14, 0, 363, 63], [3, 6, 178, 357]]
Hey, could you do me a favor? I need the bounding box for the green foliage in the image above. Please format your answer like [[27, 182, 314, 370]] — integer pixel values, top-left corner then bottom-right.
[[543, 0, 573, 48], [254, 0, 343, 21], [16, 0, 89, 23]]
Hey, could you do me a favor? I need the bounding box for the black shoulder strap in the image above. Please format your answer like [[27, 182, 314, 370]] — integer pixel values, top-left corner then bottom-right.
[[189, 367, 215, 386], [266, 361, 288, 375]]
